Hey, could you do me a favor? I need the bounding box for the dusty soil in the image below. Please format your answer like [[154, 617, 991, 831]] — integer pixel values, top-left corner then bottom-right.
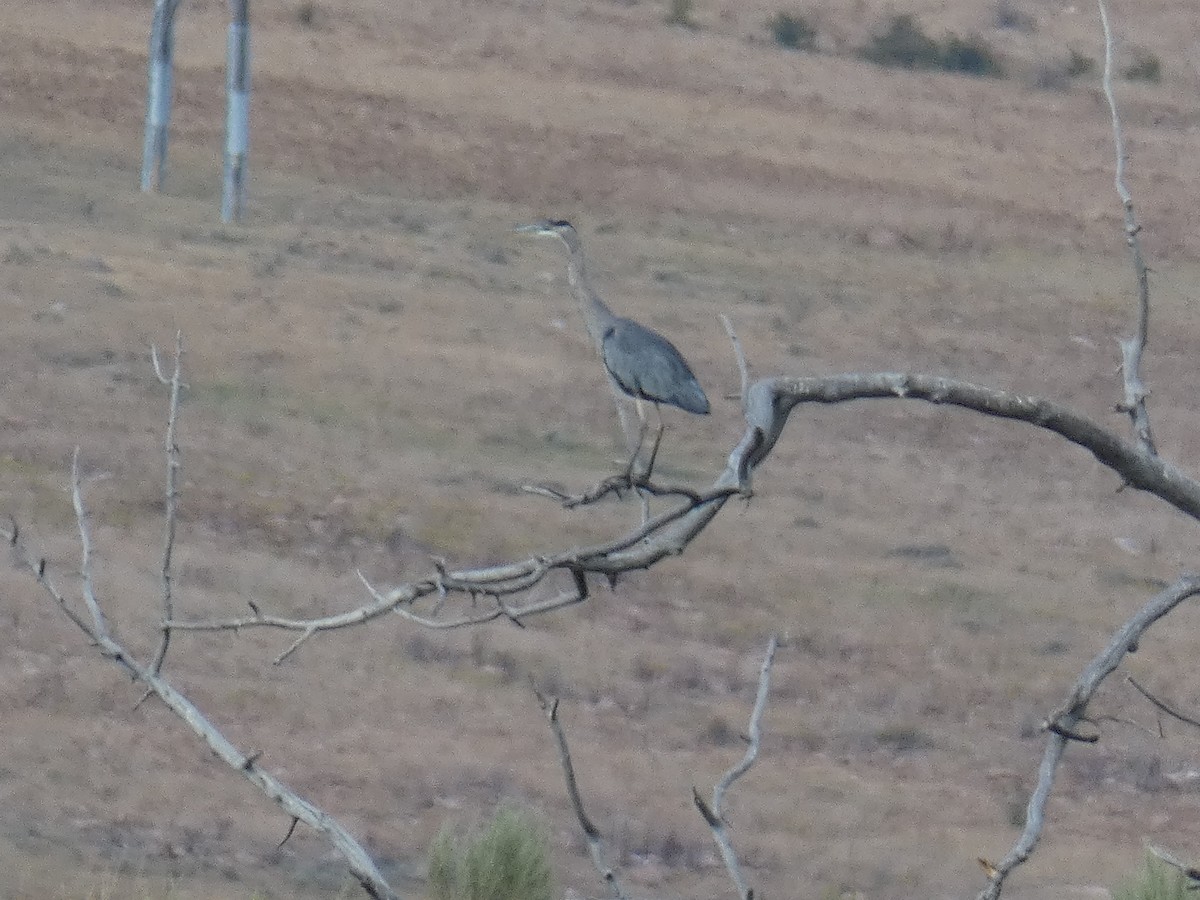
[[3, 0, 1200, 897]]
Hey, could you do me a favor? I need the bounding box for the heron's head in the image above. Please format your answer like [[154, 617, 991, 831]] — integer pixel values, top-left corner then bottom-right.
[[515, 218, 577, 244]]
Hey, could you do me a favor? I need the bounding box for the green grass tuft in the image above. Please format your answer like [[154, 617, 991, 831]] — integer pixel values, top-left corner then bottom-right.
[[1113, 852, 1190, 900], [428, 805, 554, 900]]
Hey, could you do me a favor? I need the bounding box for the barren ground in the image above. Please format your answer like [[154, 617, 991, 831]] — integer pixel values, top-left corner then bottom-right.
[[3, 0, 1200, 898]]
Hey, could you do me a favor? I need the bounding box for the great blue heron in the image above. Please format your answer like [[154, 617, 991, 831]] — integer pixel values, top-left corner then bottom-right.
[[516, 218, 710, 477]]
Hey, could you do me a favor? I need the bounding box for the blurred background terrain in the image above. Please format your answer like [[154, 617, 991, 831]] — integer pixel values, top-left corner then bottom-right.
[[3, 0, 1200, 896]]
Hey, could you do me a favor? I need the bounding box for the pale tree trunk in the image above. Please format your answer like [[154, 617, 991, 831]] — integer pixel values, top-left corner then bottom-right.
[[221, 0, 251, 223], [140, 0, 182, 192]]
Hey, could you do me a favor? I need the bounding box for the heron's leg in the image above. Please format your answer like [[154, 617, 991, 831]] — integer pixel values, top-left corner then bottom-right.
[[623, 399, 650, 481], [641, 405, 666, 482]]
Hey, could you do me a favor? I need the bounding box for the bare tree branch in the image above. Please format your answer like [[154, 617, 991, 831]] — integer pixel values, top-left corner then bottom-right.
[[149, 331, 184, 675], [693, 632, 777, 900], [1097, 0, 1156, 456], [170, 372, 1200, 662], [4, 489, 401, 899], [533, 687, 628, 900], [974, 575, 1200, 899], [749, 375, 1200, 518], [720, 313, 750, 410], [71, 448, 112, 640], [3, 355, 403, 900]]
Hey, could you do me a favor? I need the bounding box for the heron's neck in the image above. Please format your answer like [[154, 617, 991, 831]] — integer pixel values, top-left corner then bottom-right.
[[565, 244, 618, 352]]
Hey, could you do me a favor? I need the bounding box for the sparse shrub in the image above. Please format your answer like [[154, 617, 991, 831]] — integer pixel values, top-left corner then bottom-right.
[[295, 0, 316, 27], [1112, 852, 1189, 900], [1124, 49, 1162, 83], [993, 0, 1035, 32], [859, 15, 1003, 78], [1066, 48, 1095, 77], [768, 11, 817, 51], [702, 715, 738, 746], [665, 0, 696, 28], [874, 723, 935, 752], [859, 14, 943, 70], [940, 35, 1004, 77], [428, 806, 554, 900]]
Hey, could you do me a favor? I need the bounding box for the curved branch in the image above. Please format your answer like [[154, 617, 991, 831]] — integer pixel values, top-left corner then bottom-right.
[[172, 373, 1200, 660], [753, 374, 1200, 520]]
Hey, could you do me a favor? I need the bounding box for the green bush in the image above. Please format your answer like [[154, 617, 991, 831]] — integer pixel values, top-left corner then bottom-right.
[[1113, 853, 1189, 900], [768, 11, 817, 51], [428, 806, 554, 900], [1124, 50, 1162, 83], [859, 14, 1003, 78]]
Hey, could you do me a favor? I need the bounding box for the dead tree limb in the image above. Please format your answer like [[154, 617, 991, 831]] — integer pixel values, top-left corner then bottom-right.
[[1097, 0, 1156, 456], [693, 632, 778, 900], [149, 332, 184, 675], [533, 687, 628, 900], [1, 377, 402, 900], [168, 373, 1200, 662], [974, 575, 1200, 900]]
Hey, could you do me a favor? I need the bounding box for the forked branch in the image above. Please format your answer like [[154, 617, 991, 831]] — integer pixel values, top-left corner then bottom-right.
[[170, 373, 1200, 664], [1097, 0, 1156, 455], [1, 354, 401, 900], [149, 331, 184, 675], [693, 632, 779, 900], [975, 575, 1200, 900]]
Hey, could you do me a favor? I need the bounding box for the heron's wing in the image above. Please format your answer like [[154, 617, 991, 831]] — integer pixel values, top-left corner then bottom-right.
[[602, 318, 710, 415]]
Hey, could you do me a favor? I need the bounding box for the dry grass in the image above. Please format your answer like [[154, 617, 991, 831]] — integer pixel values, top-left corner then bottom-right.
[[3, 0, 1200, 897]]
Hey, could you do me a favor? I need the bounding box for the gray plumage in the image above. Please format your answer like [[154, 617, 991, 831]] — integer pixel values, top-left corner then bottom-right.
[[515, 218, 710, 417]]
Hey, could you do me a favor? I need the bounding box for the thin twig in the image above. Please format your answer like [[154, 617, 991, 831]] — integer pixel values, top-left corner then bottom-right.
[[533, 687, 627, 900], [695, 632, 778, 900], [1127, 674, 1200, 730], [720, 313, 750, 411], [149, 331, 184, 675], [71, 448, 112, 640], [1098, 0, 1156, 456]]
